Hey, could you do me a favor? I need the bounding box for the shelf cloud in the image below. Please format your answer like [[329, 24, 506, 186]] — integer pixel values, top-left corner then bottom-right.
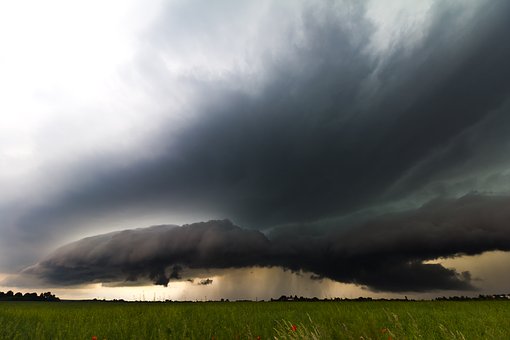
[[21, 195, 510, 292]]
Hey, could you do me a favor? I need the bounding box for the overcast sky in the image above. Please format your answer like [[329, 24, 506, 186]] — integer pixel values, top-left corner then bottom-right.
[[1, 0, 510, 300]]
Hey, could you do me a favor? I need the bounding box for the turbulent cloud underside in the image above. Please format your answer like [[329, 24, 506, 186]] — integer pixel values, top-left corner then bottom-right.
[[23, 195, 510, 292]]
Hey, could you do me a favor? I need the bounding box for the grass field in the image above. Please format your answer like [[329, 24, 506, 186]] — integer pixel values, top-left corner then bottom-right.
[[1, 300, 509, 339]]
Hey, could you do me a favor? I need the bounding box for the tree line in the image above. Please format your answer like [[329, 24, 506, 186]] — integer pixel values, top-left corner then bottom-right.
[[0, 291, 60, 302]]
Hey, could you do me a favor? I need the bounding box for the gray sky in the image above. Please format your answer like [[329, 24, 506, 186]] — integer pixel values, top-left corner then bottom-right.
[[1, 0, 510, 299]]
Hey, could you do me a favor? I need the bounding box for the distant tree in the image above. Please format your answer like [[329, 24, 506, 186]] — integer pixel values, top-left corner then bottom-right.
[[23, 292, 38, 301], [0, 290, 59, 302]]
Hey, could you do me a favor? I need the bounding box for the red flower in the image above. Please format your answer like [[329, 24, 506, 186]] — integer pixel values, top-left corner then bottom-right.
[[256, 337, 261, 340], [92, 337, 98, 340], [291, 324, 297, 332]]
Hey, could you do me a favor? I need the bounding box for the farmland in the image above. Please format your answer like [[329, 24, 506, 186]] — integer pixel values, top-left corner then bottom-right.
[[1, 300, 509, 339]]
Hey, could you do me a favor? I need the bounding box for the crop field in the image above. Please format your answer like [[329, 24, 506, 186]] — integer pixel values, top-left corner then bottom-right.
[[1, 300, 509, 339]]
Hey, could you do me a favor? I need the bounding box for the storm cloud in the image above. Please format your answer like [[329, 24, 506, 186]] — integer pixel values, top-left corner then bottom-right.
[[22, 195, 510, 292], [3, 0, 510, 295], [11, 0, 510, 235]]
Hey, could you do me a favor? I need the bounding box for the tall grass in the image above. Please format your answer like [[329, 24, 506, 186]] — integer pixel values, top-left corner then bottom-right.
[[0, 300, 509, 339]]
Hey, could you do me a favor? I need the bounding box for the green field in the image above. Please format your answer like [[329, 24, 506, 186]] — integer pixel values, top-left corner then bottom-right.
[[1, 300, 509, 339]]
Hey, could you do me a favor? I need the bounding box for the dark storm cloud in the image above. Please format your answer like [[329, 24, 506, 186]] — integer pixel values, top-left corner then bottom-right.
[[5, 0, 510, 294], [23, 220, 272, 287], [13, 0, 510, 242], [22, 195, 510, 292]]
